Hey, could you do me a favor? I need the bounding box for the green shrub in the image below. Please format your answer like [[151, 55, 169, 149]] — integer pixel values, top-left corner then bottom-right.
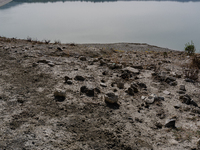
[[185, 41, 196, 55]]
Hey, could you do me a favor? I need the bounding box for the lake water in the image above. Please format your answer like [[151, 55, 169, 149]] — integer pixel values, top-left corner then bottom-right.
[[0, 0, 200, 52]]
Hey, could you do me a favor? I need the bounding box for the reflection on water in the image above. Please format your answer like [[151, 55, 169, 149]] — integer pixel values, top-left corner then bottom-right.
[[0, 0, 200, 52]]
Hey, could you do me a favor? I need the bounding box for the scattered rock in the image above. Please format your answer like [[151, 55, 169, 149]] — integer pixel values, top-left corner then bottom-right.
[[54, 89, 66, 102], [100, 59, 106, 66], [130, 83, 139, 93], [176, 90, 185, 94], [48, 62, 55, 67], [100, 83, 107, 87], [117, 82, 124, 89], [74, 75, 85, 81], [80, 86, 100, 97], [163, 90, 170, 95], [135, 117, 143, 123], [155, 122, 163, 129], [165, 119, 176, 128], [64, 76, 71, 82], [179, 94, 191, 104], [102, 70, 109, 75], [79, 56, 87, 61], [104, 92, 118, 104], [132, 65, 143, 69], [108, 63, 122, 69], [137, 82, 147, 89], [179, 94, 198, 107], [32, 62, 38, 67], [185, 78, 194, 83], [66, 80, 73, 85], [165, 76, 177, 86], [179, 85, 186, 91], [174, 104, 181, 109], [122, 67, 139, 74], [141, 96, 146, 100], [57, 47, 63, 51], [126, 87, 135, 96], [144, 96, 155, 104]]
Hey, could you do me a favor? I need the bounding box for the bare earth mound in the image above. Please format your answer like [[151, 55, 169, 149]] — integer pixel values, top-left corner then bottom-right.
[[0, 37, 200, 150]]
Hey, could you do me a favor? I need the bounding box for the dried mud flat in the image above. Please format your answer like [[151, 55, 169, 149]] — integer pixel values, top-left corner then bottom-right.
[[0, 37, 200, 150]]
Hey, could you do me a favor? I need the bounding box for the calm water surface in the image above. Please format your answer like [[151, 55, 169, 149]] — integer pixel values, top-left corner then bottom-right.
[[0, 0, 200, 52]]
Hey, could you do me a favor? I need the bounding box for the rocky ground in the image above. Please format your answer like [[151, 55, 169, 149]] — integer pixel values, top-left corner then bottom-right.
[[0, 36, 200, 150]]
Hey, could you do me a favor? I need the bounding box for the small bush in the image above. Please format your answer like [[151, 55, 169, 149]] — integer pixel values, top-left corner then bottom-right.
[[54, 40, 61, 44], [185, 41, 196, 55], [44, 39, 51, 44]]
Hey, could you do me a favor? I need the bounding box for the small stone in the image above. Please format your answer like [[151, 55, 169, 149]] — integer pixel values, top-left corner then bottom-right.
[[165, 119, 176, 128], [144, 96, 155, 104], [104, 92, 118, 104], [141, 96, 146, 100], [117, 82, 124, 89], [57, 47, 63, 51], [137, 82, 147, 89], [176, 90, 186, 94], [130, 84, 139, 93], [123, 67, 139, 74], [100, 59, 106, 66], [179, 94, 191, 105], [100, 83, 107, 87], [85, 88, 95, 97], [132, 65, 143, 69], [80, 86, 100, 97], [80, 86, 87, 93], [179, 85, 186, 91], [54, 89, 66, 101], [169, 81, 177, 86], [74, 75, 85, 81], [64, 76, 71, 82], [126, 87, 135, 96], [175, 71, 182, 78], [79, 56, 87, 61], [165, 76, 176, 84], [66, 80, 73, 85], [102, 70, 109, 75], [190, 100, 198, 107], [48, 62, 55, 67], [185, 78, 194, 83], [32, 63, 38, 67], [54, 89, 66, 97], [174, 104, 181, 109], [17, 98, 25, 103], [163, 90, 170, 95]]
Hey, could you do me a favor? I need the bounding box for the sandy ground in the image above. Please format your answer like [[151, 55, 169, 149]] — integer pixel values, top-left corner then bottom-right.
[[0, 36, 200, 150]]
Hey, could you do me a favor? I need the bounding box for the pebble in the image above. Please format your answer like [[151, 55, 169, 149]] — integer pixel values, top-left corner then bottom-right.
[[79, 56, 87, 61], [100, 83, 107, 87], [163, 90, 170, 95], [74, 75, 85, 81], [179, 85, 186, 91], [123, 67, 139, 74], [165, 119, 176, 128], [117, 82, 124, 89], [104, 92, 118, 103], [54, 89, 66, 97]]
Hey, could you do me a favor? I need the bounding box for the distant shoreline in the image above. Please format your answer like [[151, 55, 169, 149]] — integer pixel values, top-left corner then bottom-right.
[[0, 0, 12, 7]]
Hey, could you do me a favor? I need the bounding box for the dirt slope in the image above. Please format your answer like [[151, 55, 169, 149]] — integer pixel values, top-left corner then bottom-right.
[[0, 37, 200, 150]]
